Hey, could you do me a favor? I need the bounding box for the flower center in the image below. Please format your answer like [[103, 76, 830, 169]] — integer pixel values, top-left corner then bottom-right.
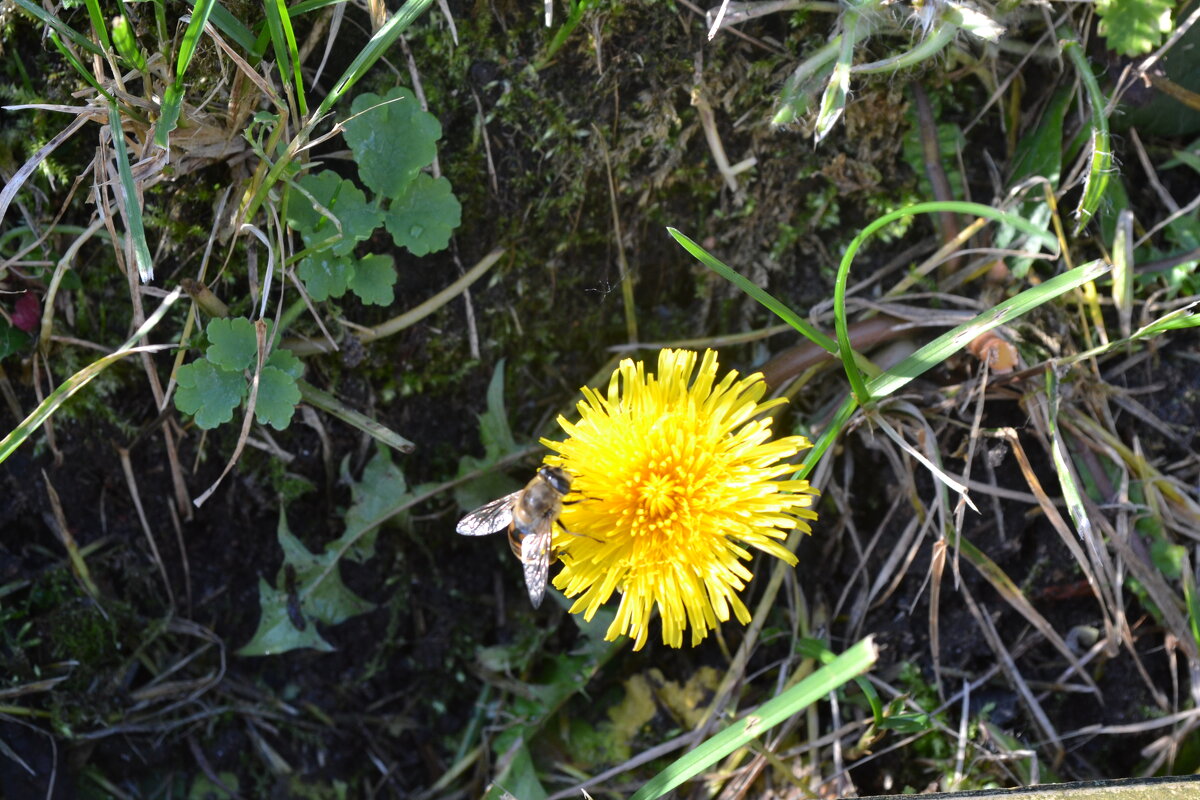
[[638, 472, 679, 521]]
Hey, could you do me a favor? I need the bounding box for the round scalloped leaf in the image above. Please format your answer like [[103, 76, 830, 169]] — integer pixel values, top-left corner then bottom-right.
[[298, 252, 355, 301], [205, 317, 257, 371], [285, 170, 337, 235], [175, 360, 247, 429], [286, 171, 382, 256], [267, 348, 304, 380], [344, 87, 442, 199], [347, 253, 396, 306], [383, 174, 461, 256], [254, 365, 302, 430]]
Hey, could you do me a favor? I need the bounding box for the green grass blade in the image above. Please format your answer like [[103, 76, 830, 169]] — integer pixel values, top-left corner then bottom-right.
[[1061, 29, 1112, 235], [797, 394, 857, 480], [628, 637, 878, 800], [290, 0, 350, 13], [1112, 209, 1133, 337], [1059, 301, 1200, 366], [835, 201, 1062, 405], [666, 228, 837, 354], [866, 258, 1110, 399], [108, 103, 155, 282], [112, 14, 147, 71], [47, 33, 115, 104], [12, 0, 104, 57], [0, 289, 183, 466], [176, 0, 218, 78], [200, 0, 257, 54], [264, 0, 308, 116], [314, 0, 437, 119], [1044, 369, 1094, 544], [155, 0, 219, 146], [82, 0, 112, 50]]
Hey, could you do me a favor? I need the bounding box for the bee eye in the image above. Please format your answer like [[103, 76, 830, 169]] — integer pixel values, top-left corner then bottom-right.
[[543, 467, 571, 495]]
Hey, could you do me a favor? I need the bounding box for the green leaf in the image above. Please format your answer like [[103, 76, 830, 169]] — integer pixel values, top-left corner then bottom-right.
[[383, 174, 461, 256], [628, 638, 878, 800], [109, 103, 153, 281], [1096, 0, 1173, 56], [237, 509, 375, 657], [347, 253, 396, 306], [175, 360, 247, 429], [1010, 86, 1071, 186], [153, 0, 217, 146], [0, 321, 30, 361], [298, 252, 355, 301], [455, 360, 522, 511], [338, 448, 408, 562], [1061, 33, 1113, 235], [254, 366, 301, 430], [237, 576, 335, 655], [286, 171, 382, 255], [344, 87, 442, 198], [111, 15, 146, 71], [205, 317, 258, 371], [267, 348, 304, 380]]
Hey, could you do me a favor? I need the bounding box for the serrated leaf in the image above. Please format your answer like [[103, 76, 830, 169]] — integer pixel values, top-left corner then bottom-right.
[[254, 365, 301, 430], [298, 252, 355, 301], [455, 359, 522, 511], [345, 87, 442, 198], [206, 317, 258, 371], [175, 360, 247, 429], [286, 171, 382, 255], [238, 509, 375, 657], [383, 174, 461, 256], [338, 448, 408, 562], [235, 576, 335, 656], [267, 348, 304, 380], [479, 358, 518, 459], [1096, 0, 1173, 56], [347, 253, 396, 306]]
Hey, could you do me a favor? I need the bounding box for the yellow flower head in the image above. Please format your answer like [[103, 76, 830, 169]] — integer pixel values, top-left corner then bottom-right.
[[542, 349, 819, 650]]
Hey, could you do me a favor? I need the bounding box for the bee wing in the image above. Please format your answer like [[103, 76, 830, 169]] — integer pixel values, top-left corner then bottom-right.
[[456, 492, 518, 536], [521, 529, 552, 609]]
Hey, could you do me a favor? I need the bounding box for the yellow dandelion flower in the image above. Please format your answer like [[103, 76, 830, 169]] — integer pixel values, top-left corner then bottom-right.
[[542, 348, 819, 650]]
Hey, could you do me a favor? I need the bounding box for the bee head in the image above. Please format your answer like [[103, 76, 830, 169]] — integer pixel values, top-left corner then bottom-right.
[[538, 466, 571, 496]]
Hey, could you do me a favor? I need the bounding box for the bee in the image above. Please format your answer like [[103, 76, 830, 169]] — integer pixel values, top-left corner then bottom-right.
[[456, 466, 571, 608]]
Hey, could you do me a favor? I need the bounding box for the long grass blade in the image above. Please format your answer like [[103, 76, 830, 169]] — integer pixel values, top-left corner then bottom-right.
[[47, 33, 115, 104], [1061, 29, 1112, 235], [666, 228, 837, 354], [12, 0, 104, 57], [836, 201, 1063, 405], [628, 637, 878, 800], [866, 258, 1109, 399], [314, 0, 437, 119], [0, 289, 183, 465], [108, 103, 155, 282], [82, 0, 112, 50], [264, 0, 308, 116], [155, 0, 219, 145]]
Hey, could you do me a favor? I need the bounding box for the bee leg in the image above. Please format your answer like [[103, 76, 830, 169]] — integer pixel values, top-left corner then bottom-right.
[[556, 520, 603, 543]]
